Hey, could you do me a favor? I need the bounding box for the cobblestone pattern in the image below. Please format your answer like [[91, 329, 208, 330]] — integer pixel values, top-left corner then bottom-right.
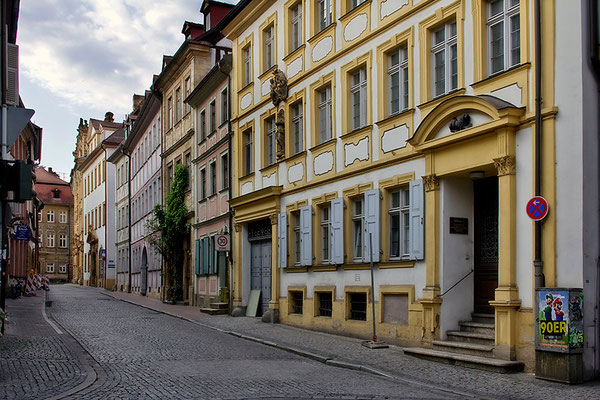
[[50, 285, 458, 399], [0, 296, 87, 400]]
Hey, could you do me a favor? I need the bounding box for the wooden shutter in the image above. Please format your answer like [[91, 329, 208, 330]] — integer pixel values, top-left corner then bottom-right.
[[278, 212, 287, 268], [409, 179, 424, 260], [330, 198, 344, 264], [202, 237, 210, 274], [363, 189, 381, 262], [194, 239, 201, 275], [6, 44, 18, 106], [300, 205, 312, 266]]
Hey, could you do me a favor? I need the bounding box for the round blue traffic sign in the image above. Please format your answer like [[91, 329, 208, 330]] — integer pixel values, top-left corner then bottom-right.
[[526, 196, 549, 221]]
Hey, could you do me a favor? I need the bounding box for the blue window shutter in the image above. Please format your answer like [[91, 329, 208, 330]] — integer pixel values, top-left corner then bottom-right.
[[330, 198, 344, 264], [300, 205, 312, 266], [203, 237, 210, 274], [409, 179, 424, 260], [363, 189, 381, 262], [199, 238, 205, 274], [194, 239, 201, 275], [278, 212, 287, 268]]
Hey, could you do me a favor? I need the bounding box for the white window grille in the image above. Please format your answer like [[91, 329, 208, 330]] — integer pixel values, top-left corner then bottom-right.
[[431, 20, 458, 97]]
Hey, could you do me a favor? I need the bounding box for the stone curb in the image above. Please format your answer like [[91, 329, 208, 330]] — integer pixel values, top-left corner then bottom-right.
[[100, 291, 392, 379]]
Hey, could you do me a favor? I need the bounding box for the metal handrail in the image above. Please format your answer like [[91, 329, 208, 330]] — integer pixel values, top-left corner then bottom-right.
[[439, 269, 474, 297]]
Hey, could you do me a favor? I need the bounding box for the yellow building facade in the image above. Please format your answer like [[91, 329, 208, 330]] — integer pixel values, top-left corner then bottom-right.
[[223, 0, 600, 377]]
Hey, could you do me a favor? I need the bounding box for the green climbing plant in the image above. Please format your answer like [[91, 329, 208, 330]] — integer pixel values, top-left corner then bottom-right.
[[146, 164, 189, 303]]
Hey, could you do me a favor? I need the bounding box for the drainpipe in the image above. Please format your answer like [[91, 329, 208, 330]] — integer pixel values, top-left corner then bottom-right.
[[126, 149, 132, 293], [533, 0, 545, 289], [101, 143, 108, 289], [227, 72, 233, 313]]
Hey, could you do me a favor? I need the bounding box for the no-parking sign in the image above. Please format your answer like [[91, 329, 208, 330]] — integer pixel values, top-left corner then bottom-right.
[[216, 234, 230, 251], [526, 196, 549, 221]]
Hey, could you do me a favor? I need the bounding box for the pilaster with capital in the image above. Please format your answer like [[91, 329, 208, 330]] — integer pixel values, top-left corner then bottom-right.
[[269, 213, 280, 310]]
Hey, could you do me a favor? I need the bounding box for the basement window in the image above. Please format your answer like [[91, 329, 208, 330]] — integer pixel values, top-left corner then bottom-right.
[[289, 291, 304, 314], [316, 291, 333, 317], [348, 292, 367, 321]]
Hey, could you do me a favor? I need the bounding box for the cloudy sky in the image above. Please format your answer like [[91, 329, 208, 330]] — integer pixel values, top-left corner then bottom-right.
[[17, 0, 238, 180]]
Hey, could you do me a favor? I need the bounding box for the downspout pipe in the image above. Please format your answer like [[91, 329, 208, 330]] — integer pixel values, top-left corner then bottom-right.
[[533, 0, 545, 289], [227, 72, 233, 314], [125, 148, 132, 293]]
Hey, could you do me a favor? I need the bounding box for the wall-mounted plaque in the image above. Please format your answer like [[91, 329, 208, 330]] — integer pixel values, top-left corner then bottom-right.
[[449, 217, 468, 234]]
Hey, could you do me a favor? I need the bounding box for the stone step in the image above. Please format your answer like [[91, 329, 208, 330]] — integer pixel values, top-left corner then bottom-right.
[[432, 340, 495, 358], [471, 313, 495, 323], [403, 347, 523, 374], [447, 330, 495, 346], [210, 302, 229, 310], [459, 321, 495, 335], [199, 307, 229, 315]]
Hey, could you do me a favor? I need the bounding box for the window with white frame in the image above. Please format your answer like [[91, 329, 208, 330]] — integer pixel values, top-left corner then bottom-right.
[[291, 101, 303, 154], [243, 129, 253, 175], [46, 263, 55, 273], [59, 234, 68, 248], [47, 233, 55, 248], [264, 24, 275, 71], [317, 86, 332, 144], [175, 87, 182, 122], [321, 205, 331, 263], [293, 212, 301, 265], [350, 67, 367, 130], [389, 188, 410, 259], [243, 45, 252, 86], [185, 77, 191, 113], [220, 88, 228, 124], [317, 0, 332, 32], [388, 44, 409, 116], [291, 2, 302, 51], [47, 210, 55, 223], [167, 96, 173, 128], [59, 264, 67, 273], [221, 152, 229, 190], [487, 0, 520, 75], [210, 161, 217, 195], [431, 19, 458, 97], [200, 168, 206, 200], [199, 109, 206, 141], [209, 100, 216, 133], [352, 198, 363, 261], [60, 211, 67, 224], [266, 116, 277, 166]]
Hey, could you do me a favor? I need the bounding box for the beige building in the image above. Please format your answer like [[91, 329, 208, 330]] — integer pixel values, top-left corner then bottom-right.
[[153, 6, 233, 303], [70, 119, 88, 284], [36, 167, 73, 281]]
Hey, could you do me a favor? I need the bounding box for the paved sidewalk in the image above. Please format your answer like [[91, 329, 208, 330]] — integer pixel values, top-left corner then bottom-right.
[[104, 286, 600, 400], [0, 290, 96, 400]]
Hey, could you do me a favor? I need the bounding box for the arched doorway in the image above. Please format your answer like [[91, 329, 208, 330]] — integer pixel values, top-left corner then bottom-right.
[[141, 247, 148, 296]]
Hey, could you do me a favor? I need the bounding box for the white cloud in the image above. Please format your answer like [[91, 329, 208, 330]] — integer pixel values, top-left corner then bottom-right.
[[17, 0, 206, 115]]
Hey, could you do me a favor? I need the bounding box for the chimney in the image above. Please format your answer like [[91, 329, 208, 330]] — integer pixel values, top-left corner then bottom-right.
[[48, 167, 53, 173], [133, 94, 144, 111], [104, 112, 115, 122]]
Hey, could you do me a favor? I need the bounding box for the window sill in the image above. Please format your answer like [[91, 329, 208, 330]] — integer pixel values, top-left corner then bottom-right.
[[379, 260, 415, 269], [198, 137, 207, 146], [239, 171, 254, 180], [309, 137, 336, 153], [283, 44, 305, 63], [471, 62, 531, 90], [313, 264, 338, 272], [340, 124, 372, 140], [284, 266, 308, 273], [375, 108, 415, 127], [284, 150, 306, 164], [308, 22, 336, 45], [258, 65, 278, 81], [218, 120, 228, 130], [259, 163, 278, 173], [339, 0, 372, 23], [238, 81, 254, 95]]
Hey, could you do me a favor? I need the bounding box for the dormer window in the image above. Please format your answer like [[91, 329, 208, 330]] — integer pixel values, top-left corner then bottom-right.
[[205, 13, 211, 30], [52, 189, 60, 199]]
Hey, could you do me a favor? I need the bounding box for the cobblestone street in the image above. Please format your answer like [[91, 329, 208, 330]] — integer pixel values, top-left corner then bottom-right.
[[2, 284, 600, 399]]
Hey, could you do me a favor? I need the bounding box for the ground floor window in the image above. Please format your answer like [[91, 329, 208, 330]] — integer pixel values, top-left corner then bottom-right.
[[46, 263, 55, 273], [289, 291, 304, 314], [59, 264, 67, 274], [348, 292, 367, 321], [316, 291, 333, 317]]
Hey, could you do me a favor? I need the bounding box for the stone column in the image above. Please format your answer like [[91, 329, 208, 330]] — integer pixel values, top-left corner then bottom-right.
[[491, 155, 521, 360], [420, 174, 442, 342]]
